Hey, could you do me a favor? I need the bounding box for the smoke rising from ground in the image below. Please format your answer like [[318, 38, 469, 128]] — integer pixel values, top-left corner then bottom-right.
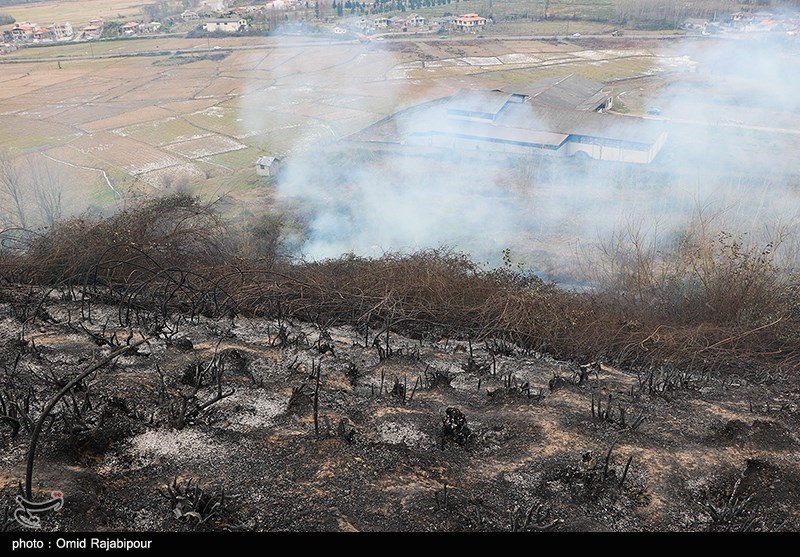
[[258, 34, 800, 280]]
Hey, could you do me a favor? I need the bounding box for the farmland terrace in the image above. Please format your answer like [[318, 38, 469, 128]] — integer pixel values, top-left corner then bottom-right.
[[0, 34, 715, 215]]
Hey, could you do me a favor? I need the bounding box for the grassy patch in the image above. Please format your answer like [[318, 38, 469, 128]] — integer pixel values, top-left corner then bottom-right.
[[204, 146, 264, 171], [121, 118, 212, 147]]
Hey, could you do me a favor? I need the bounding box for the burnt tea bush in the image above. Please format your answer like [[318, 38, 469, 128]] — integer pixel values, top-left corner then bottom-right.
[[1, 192, 798, 375], [22, 193, 225, 284]]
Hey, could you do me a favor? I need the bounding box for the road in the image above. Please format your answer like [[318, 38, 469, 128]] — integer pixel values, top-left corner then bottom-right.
[[0, 32, 701, 64]]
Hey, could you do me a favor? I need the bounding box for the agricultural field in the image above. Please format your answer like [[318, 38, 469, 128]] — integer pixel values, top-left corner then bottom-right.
[[0, 32, 697, 220], [0, 0, 145, 32]]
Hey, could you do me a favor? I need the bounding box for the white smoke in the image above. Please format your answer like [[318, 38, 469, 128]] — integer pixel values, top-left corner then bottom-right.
[[247, 32, 800, 277]]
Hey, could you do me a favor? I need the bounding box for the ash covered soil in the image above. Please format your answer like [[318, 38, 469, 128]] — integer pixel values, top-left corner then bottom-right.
[[1, 294, 799, 532]]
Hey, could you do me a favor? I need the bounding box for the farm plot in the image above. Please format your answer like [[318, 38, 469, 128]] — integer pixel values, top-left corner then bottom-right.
[[44, 144, 127, 181], [139, 162, 207, 189], [321, 52, 402, 82], [203, 146, 263, 171], [38, 75, 125, 105], [70, 132, 184, 176], [165, 135, 248, 159], [15, 105, 79, 123], [119, 118, 212, 147], [269, 47, 366, 82], [183, 106, 248, 138], [81, 106, 177, 133], [244, 123, 333, 157], [0, 70, 88, 102], [236, 86, 321, 112], [46, 104, 129, 128], [288, 101, 372, 124], [195, 76, 247, 99], [0, 0, 144, 33], [250, 49, 323, 73], [160, 98, 225, 115], [0, 115, 81, 152], [116, 73, 209, 105]]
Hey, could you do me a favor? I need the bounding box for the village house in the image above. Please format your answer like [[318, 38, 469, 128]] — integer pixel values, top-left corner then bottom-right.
[[51, 22, 74, 41], [82, 19, 104, 40], [372, 17, 389, 29], [454, 13, 487, 32], [265, 0, 288, 9], [141, 22, 162, 34], [202, 17, 248, 33], [32, 27, 53, 42], [181, 10, 200, 22], [82, 25, 102, 39], [11, 23, 35, 42], [682, 18, 709, 30], [353, 18, 370, 31], [231, 6, 262, 15], [120, 22, 141, 35], [406, 14, 426, 28]]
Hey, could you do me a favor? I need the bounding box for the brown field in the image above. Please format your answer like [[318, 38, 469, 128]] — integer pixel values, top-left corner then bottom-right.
[[0, 33, 707, 213], [0, 0, 145, 31]]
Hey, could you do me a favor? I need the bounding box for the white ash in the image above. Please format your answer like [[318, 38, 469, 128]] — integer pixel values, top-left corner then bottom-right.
[[377, 421, 431, 448]]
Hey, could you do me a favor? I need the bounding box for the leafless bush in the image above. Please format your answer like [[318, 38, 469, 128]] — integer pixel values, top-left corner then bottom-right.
[[704, 474, 757, 532], [158, 476, 243, 531], [165, 352, 234, 430], [509, 503, 560, 532], [1, 194, 797, 377]]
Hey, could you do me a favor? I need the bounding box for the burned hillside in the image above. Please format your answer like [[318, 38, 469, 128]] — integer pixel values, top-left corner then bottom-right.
[[1, 194, 799, 532]]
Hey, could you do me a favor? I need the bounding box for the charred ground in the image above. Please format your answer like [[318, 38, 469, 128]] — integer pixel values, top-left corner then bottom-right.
[[0, 194, 799, 532]]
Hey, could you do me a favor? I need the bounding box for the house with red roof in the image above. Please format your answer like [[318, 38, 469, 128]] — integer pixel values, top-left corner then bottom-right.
[[454, 13, 487, 33]]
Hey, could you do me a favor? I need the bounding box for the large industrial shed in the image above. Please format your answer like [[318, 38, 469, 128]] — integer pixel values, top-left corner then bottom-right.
[[403, 75, 667, 164]]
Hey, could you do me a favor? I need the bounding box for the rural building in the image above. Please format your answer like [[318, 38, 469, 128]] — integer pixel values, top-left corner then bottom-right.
[[398, 75, 667, 164], [82, 25, 101, 39], [32, 27, 53, 41], [373, 17, 389, 29], [120, 22, 140, 35], [141, 22, 162, 33], [232, 6, 261, 15], [406, 14, 426, 27], [255, 156, 281, 177], [202, 18, 247, 33], [682, 18, 709, 30], [11, 23, 34, 42], [265, 0, 287, 9], [454, 14, 487, 32], [200, 0, 228, 12], [333, 27, 348, 34], [50, 22, 74, 41], [517, 74, 613, 112], [181, 10, 200, 21], [730, 12, 753, 22], [83, 20, 104, 39]]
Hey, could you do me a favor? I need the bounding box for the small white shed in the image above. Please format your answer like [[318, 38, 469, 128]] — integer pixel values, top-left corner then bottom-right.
[[255, 156, 281, 177]]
